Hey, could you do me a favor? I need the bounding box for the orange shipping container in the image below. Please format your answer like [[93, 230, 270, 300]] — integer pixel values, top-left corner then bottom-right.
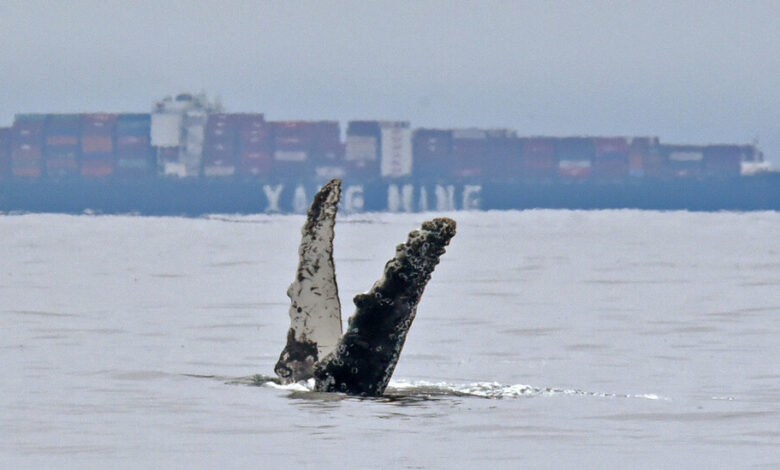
[[82, 136, 113, 154]]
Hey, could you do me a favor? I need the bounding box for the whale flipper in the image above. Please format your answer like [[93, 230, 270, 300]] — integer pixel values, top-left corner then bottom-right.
[[313, 218, 456, 396], [274, 179, 343, 383]]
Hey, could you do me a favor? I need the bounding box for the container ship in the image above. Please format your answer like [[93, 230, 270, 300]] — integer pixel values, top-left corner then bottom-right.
[[1, 93, 777, 214]]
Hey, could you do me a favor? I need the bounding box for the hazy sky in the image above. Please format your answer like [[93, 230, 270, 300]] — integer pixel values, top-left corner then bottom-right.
[[1, 1, 778, 164]]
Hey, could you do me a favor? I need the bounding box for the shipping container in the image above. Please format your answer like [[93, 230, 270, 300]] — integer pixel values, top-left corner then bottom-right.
[[412, 129, 452, 181], [379, 122, 412, 179], [522, 138, 557, 179], [309, 121, 342, 163], [240, 150, 272, 177], [81, 113, 118, 140], [344, 120, 382, 180], [11, 143, 43, 161], [81, 155, 115, 178], [592, 137, 629, 181], [44, 114, 81, 148], [703, 145, 741, 178], [556, 137, 594, 178], [663, 145, 703, 178], [628, 137, 663, 178], [202, 114, 240, 177], [116, 114, 151, 156], [345, 135, 378, 162], [484, 133, 521, 181], [11, 158, 42, 179], [81, 135, 113, 154], [451, 128, 487, 180], [347, 120, 381, 138], [45, 157, 79, 178], [12, 114, 46, 144]]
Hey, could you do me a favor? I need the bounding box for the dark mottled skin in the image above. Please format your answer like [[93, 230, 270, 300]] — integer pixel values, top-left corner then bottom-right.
[[274, 330, 318, 382], [313, 218, 456, 396]]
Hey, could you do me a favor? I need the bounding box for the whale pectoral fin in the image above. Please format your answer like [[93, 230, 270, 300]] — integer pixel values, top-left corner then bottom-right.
[[313, 217, 456, 396], [275, 179, 344, 383]]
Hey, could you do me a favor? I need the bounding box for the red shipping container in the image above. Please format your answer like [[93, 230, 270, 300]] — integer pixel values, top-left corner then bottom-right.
[[81, 158, 115, 177], [82, 135, 114, 154], [12, 159, 42, 178], [273, 121, 313, 151]]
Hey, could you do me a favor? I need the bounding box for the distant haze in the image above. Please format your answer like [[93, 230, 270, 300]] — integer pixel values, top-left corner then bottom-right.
[[1, 1, 778, 165]]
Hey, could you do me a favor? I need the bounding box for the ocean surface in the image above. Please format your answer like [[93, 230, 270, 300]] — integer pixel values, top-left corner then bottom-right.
[[2, 210, 779, 469]]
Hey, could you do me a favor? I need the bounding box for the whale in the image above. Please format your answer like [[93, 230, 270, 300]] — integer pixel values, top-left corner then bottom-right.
[[274, 179, 456, 396]]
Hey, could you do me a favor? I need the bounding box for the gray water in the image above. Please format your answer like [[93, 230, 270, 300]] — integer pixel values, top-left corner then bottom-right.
[[2, 211, 779, 468]]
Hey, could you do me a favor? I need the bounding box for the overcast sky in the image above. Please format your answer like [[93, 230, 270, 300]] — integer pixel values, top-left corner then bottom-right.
[[1, 1, 778, 164]]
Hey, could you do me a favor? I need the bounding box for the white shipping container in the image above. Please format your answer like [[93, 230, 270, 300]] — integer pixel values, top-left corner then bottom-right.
[[274, 150, 308, 162], [151, 113, 182, 147], [669, 151, 703, 162], [380, 127, 413, 178], [345, 136, 378, 162], [204, 165, 236, 177]]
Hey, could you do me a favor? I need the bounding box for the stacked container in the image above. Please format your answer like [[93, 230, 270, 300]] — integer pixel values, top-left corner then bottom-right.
[[237, 114, 272, 178], [81, 113, 117, 178], [11, 114, 46, 178], [484, 130, 520, 182], [522, 137, 557, 179], [556, 137, 594, 179], [703, 145, 741, 178], [271, 121, 313, 180], [628, 137, 663, 178], [451, 128, 487, 180], [44, 114, 81, 178], [412, 129, 452, 181], [202, 114, 238, 177], [345, 121, 381, 180], [0, 128, 10, 179], [664, 144, 703, 178], [592, 137, 629, 181], [116, 114, 152, 177], [379, 121, 413, 180], [309, 121, 344, 181]]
